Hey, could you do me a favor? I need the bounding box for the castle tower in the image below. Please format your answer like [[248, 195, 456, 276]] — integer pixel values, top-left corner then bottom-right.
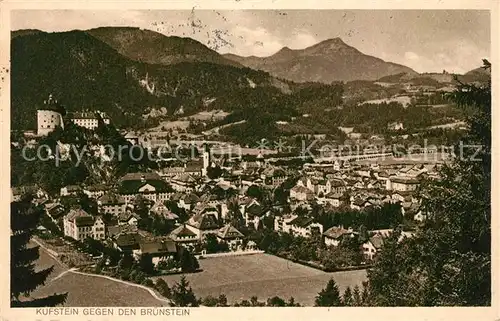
[[202, 144, 210, 176], [37, 94, 64, 136]]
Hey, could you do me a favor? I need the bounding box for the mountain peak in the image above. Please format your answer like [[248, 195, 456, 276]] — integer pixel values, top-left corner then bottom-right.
[[306, 37, 352, 52]]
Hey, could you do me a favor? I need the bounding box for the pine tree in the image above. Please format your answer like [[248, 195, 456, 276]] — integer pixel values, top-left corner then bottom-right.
[[139, 253, 154, 275], [11, 196, 68, 307], [352, 285, 362, 306], [171, 276, 198, 307], [178, 247, 199, 273], [155, 278, 171, 298], [361, 282, 370, 306], [342, 286, 354, 306], [118, 251, 134, 271], [314, 279, 342, 306]]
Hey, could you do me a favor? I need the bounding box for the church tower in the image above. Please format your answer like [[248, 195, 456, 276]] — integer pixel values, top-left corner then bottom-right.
[[202, 144, 211, 176]]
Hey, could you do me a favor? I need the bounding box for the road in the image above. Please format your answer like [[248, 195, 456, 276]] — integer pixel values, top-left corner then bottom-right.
[[29, 241, 168, 307]]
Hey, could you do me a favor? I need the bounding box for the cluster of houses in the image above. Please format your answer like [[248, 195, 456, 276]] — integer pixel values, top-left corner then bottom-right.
[[12, 129, 443, 266], [288, 162, 437, 222]]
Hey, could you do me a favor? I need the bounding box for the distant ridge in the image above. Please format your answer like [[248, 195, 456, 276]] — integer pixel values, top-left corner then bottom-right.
[[223, 37, 417, 83]]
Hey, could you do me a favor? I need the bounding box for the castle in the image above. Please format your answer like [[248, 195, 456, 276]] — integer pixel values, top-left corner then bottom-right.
[[37, 94, 64, 136]]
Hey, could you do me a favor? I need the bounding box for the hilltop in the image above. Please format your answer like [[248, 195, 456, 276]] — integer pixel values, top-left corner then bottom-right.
[[223, 38, 417, 83]]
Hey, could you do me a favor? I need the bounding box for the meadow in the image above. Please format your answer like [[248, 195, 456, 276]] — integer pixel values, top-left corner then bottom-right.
[[156, 253, 367, 306]]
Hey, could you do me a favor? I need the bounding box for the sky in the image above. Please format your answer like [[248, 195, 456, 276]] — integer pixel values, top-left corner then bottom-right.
[[11, 10, 491, 73]]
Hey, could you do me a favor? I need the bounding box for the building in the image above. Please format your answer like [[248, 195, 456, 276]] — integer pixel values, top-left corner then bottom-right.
[[112, 231, 142, 252], [170, 174, 197, 192], [60, 185, 82, 197], [274, 214, 298, 233], [37, 94, 64, 136], [98, 193, 127, 216], [149, 201, 179, 222], [185, 212, 220, 240], [216, 224, 244, 250], [84, 184, 110, 199], [170, 224, 199, 245], [323, 226, 357, 247], [202, 144, 211, 177], [290, 185, 314, 201], [70, 111, 110, 130], [362, 234, 384, 261], [386, 176, 419, 191], [288, 216, 323, 238], [117, 172, 173, 203], [322, 192, 343, 207], [124, 132, 139, 145], [118, 212, 140, 226], [134, 238, 178, 266], [11, 185, 45, 202], [63, 208, 105, 241]]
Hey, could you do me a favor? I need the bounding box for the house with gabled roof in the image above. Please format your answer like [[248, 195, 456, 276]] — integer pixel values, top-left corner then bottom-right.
[[149, 201, 179, 222], [274, 214, 298, 233], [171, 173, 197, 192], [113, 231, 142, 252], [178, 192, 201, 210], [288, 216, 323, 238], [386, 176, 419, 192], [290, 185, 314, 201], [323, 226, 357, 247], [133, 237, 178, 266], [362, 234, 384, 261], [327, 179, 347, 194], [322, 192, 344, 207], [118, 172, 174, 203], [185, 212, 220, 239], [169, 224, 199, 245], [217, 224, 244, 249], [44, 202, 65, 223], [118, 212, 140, 226], [244, 203, 270, 229], [63, 208, 105, 241], [98, 192, 126, 216]]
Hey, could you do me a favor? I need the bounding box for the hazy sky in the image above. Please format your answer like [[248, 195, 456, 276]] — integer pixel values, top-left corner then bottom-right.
[[12, 10, 490, 73]]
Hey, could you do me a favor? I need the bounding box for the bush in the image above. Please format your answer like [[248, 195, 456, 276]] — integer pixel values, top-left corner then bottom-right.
[[143, 278, 155, 287], [120, 270, 130, 281]]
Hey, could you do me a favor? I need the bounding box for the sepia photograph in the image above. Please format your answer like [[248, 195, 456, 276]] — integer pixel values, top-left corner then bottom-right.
[[5, 5, 495, 312]]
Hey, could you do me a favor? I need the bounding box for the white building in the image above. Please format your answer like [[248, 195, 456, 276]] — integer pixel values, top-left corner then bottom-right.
[[117, 172, 173, 203], [386, 176, 419, 191], [63, 208, 105, 241], [288, 216, 323, 238], [323, 226, 357, 247], [37, 95, 64, 136], [70, 111, 110, 130]]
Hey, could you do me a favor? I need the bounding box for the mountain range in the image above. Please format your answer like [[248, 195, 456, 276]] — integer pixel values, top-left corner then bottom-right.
[[11, 26, 487, 134], [223, 38, 417, 83]]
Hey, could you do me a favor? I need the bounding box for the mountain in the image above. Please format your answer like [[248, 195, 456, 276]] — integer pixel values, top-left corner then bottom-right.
[[86, 27, 241, 67], [11, 30, 285, 130], [223, 38, 417, 83], [460, 66, 491, 83]]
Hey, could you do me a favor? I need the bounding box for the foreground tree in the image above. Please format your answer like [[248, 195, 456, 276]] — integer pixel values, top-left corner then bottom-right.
[[366, 60, 491, 306], [171, 276, 198, 307], [315, 279, 342, 306], [11, 196, 68, 307]]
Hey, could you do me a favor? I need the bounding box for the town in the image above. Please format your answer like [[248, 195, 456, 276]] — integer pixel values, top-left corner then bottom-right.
[[11, 90, 452, 306]]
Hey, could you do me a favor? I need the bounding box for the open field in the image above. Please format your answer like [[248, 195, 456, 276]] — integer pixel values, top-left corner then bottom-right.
[[155, 253, 367, 306], [29, 246, 165, 307]]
